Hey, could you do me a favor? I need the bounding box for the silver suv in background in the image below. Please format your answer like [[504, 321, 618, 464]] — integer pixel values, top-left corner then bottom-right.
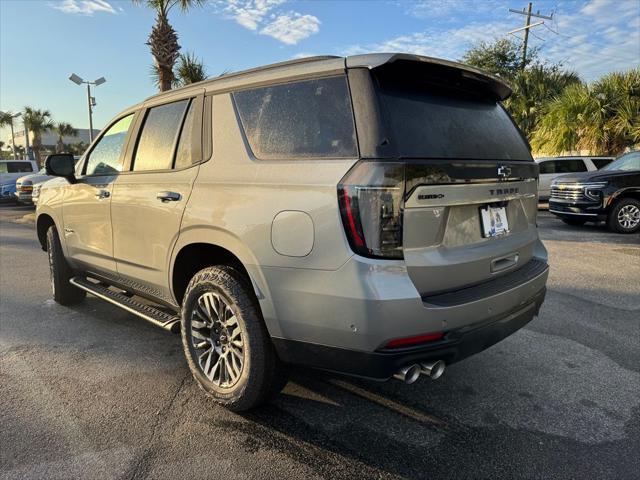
[[536, 156, 614, 201], [37, 54, 549, 411]]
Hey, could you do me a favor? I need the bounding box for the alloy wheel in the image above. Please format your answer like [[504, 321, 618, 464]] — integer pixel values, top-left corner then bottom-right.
[[190, 292, 245, 388], [617, 204, 640, 230]]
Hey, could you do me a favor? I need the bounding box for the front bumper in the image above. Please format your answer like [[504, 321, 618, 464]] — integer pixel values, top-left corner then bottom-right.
[[16, 191, 33, 203], [273, 288, 545, 380], [548, 199, 607, 220]]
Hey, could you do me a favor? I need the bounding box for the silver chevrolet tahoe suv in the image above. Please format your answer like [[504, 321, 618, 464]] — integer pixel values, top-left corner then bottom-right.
[[36, 54, 549, 411]]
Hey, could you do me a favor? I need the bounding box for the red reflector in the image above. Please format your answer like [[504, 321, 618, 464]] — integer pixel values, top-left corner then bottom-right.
[[385, 332, 445, 348]]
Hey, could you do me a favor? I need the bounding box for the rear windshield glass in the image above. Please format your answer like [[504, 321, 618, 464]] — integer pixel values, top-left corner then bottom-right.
[[374, 72, 531, 161]]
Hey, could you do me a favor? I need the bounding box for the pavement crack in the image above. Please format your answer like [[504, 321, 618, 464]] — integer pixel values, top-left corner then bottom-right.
[[125, 372, 190, 480]]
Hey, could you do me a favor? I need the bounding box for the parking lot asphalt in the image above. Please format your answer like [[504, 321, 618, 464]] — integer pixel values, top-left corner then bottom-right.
[[1, 205, 639, 480]]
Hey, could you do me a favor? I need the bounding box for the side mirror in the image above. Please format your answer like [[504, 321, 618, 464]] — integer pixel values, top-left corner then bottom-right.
[[45, 154, 76, 183]]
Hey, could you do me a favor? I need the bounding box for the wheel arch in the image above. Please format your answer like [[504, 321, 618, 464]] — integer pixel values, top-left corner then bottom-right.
[[36, 213, 57, 251], [169, 227, 277, 334], [612, 189, 640, 203]]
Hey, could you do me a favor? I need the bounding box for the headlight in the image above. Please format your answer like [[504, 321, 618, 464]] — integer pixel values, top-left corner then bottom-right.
[[583, 182, 607, 201]]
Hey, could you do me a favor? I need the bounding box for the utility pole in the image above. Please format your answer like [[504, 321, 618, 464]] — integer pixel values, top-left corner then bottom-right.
[[509, 3, 553, 69]]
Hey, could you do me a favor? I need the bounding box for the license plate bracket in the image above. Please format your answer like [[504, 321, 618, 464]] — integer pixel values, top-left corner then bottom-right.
[[480, 204, 509, 237]]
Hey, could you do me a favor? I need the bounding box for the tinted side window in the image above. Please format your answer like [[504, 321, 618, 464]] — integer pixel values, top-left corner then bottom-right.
[[7, 162, 34, 173], [174, 100, 197, 170], [539, 161, 554, 174], [233, 76, 357, 159], [86, 114, 134, 175], [557, 160, 588, 173], [592, 159, 613, 169], [133, 100, 189, 172]]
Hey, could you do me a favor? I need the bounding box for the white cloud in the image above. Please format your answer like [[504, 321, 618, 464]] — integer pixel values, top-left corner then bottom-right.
[[218, 0, 320, 44], [344, 21, 506, 61], [260, 13, 320, 45], [223, 0, 286, 30], [52, 0, 117, 15], [344, 0, 639, 82]]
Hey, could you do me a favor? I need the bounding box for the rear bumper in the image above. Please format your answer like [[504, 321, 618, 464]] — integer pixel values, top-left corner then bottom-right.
[[273, 288, 545, 380], [261, 240, 549, 358]]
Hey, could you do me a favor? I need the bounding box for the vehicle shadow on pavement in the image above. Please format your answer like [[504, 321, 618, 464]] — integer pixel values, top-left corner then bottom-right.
[[237, 363, 639, 480]]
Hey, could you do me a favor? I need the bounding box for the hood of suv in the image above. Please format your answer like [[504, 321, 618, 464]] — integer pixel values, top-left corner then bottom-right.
[[553, 170, 632, 184]]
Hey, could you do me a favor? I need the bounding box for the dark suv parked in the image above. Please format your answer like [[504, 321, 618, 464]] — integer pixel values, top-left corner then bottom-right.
[[549, 151, 640, 233]]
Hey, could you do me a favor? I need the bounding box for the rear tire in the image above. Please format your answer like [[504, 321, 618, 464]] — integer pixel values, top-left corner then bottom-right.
[[181, 266, 287, 411], [561, 218, 587, 226], [608, 198, 640, 234], [46, 225, 86, 306]]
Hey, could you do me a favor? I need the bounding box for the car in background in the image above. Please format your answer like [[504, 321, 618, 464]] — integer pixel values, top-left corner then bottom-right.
[[536, 156, 614, 201], [15, 157, 80, 205], [0, 159, 37, 185], [0, 179, 18, 203], [549, 151, 640, 233]]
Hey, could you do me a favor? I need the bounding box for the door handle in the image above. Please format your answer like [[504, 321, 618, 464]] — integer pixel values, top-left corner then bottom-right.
[[95, 189, 110, 200], [157, 191, 181, 202]]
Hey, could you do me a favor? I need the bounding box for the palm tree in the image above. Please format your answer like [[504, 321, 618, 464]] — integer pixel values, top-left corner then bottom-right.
[[0, 111, 17, 158], [22, 107, 54, 167], [532, 69, 640, 156], [54, 122, 78, 153], [175, 52, 208, 86], [133, 0, 205, 92], [504, 65, 581, 138]]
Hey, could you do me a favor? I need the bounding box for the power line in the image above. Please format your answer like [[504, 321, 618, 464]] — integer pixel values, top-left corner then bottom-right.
[[508, 2, 554, 69]]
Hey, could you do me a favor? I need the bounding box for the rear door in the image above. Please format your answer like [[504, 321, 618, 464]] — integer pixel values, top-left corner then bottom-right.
[[368, 64, 541, 296], [62, 114, 135, 275], [110, 95, 204, 302]]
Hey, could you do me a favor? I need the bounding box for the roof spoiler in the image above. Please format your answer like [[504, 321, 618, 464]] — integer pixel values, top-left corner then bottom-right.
[[346, 53, 512, 101]]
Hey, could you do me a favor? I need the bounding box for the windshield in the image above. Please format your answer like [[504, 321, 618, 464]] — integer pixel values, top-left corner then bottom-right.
[[373, 68, 531, 161], [603, 151, 640, 171]]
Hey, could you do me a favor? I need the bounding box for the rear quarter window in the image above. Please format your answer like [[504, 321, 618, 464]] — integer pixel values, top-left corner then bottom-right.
[[233, 76, 357, 159], [592, 159, 613, 169]]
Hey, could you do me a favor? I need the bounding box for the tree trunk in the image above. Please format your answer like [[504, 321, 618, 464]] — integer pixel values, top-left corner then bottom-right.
[[32, 135, 42, 168], [147, 14, 180, 92], [56, 138, 65, 154]]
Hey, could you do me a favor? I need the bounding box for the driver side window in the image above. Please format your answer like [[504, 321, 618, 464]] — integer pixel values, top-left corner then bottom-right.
[[85, 114, 134, 175]]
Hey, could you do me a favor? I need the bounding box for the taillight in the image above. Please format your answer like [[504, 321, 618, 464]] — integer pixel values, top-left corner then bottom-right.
[[337, 161, 405, 259]]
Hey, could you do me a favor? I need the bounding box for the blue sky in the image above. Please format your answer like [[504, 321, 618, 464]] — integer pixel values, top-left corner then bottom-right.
[[1, 0, 638, 133]]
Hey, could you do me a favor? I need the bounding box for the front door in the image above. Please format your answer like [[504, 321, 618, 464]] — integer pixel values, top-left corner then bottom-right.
[[62, 114, 135, 275], [111, 97, 202, 302]]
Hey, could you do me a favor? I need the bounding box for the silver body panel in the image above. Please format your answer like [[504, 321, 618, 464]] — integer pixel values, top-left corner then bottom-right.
[[36, 53, 547, 357]]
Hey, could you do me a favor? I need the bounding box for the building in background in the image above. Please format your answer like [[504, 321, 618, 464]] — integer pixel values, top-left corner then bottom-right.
[[3, 128, 100, 152]]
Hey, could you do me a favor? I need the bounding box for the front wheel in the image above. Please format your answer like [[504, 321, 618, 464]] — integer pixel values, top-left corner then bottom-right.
[[181, 266, 287, 411], [46, 225, 86, 305], [608, 198, 640, 234]]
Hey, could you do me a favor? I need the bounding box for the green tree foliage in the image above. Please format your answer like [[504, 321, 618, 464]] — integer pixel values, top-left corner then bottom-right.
[[504, 65, 581, 138], [462, 38, 537, 80], [532, 69, 640, 156], [54, 122, 78, 153], [174, 52, 208, 86], [22, 107, 54, 167]]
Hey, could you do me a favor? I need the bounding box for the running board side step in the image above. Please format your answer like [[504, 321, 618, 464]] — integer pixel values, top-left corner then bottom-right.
[[70, 277, 181, 333]]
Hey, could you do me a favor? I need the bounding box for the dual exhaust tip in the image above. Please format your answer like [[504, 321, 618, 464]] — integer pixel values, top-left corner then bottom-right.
[[393, 360, 446, 384]]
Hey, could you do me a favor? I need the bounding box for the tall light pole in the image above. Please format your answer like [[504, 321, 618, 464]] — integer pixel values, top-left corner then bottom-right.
[[69, 74, 106, 143], [0, 111, 22, 160]]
